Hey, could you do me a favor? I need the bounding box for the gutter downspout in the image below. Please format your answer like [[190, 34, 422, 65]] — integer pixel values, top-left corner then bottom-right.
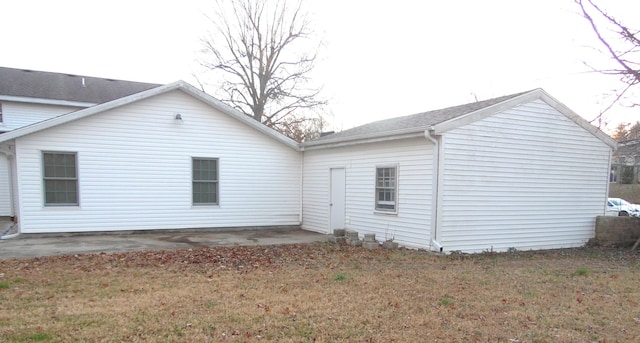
[[0, 143, 19, 239], [604, 146, 614, 215], [425, 129, 443, 252], [299, 150, 304, 225]]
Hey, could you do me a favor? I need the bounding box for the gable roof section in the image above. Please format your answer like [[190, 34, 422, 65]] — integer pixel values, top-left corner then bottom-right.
[[0, 67, 161, 106], [303, 88, 617, 149], [0, 81, 300, 150]]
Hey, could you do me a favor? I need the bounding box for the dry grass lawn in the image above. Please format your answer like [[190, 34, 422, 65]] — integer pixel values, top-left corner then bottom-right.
[[1, 243, 640, 342]]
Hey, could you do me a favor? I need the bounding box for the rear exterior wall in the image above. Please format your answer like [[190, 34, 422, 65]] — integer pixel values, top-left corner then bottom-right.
[[438, 99, 612, 253], [13, 90, 301, 233]]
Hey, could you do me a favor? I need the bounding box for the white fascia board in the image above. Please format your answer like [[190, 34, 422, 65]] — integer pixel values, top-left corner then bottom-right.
[[537, 92, 618, 150], [0, 80, 302, 151], [0, 95, 95, 108], [301, 132, 425, 150], [302, 127, 427, 149], [432, 88, 617, 150], [432, 89, 544, 134]]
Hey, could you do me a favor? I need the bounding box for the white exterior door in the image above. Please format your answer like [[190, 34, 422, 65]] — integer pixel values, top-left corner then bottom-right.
[[330, 168, 345, 231]]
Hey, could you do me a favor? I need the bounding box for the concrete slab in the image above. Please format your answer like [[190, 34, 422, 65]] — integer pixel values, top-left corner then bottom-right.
[[0, 227, 328, 259]]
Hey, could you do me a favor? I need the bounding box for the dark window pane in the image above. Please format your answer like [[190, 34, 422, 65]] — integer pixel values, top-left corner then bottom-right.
[[192, 158, 218, 204], [43, 153, 78, 205], [375, 167, 397, 211]]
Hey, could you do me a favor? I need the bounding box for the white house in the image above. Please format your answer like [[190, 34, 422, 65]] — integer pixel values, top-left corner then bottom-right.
[[301, 90, 617, 253], [0, 80, 301, 234], [0, 67, 617, 253]]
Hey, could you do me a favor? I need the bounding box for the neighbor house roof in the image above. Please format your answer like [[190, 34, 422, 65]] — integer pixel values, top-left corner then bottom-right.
[[0, 81, 300, 150], [0, 66, 161, 106], [303, 88, 617, 149]]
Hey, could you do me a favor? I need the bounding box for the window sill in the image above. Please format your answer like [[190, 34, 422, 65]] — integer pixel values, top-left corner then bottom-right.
[[374, 210, 398, 216], [191, 204, 220, 208]]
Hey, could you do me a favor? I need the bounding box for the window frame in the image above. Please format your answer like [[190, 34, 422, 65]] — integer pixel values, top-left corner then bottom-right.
[[192, 157, 219, 206], [42, 151, 79, 206], [374, 165, 398, 213]]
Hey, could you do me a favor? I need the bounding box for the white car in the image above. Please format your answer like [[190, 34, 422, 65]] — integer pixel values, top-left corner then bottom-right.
[[607, 198, 640, 217]]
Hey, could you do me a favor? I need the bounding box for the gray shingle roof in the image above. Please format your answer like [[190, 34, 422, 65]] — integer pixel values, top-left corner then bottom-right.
[[0, 67, 161, 104], [309, 90, 532, 145]]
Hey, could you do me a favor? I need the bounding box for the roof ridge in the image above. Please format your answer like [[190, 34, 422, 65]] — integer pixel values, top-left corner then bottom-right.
[[0, 66, 160, 86]]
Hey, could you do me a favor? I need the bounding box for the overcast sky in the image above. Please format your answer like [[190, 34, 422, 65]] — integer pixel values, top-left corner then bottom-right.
[[1, 0, 638, 133]]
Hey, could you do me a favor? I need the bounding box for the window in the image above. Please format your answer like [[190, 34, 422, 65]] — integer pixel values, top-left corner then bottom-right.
[[43, 152, 78, 205], [375, 166, 397, 212], [193, 158, 218, 205]]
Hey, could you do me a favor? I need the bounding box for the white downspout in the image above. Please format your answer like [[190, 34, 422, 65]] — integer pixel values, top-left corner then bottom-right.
[[425, 129, 443, 252], [0, 143, 19, 239], [299, 150, 304, 225]]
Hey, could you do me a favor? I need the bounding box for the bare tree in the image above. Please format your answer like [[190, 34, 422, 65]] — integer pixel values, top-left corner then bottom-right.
[[575, 0, 639, 123], [200, 0, 326, 140]]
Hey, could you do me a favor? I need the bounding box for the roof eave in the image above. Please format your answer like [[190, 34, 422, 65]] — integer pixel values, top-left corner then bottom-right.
[[0, 95, 96, 108], [301, 130, 426, 150]]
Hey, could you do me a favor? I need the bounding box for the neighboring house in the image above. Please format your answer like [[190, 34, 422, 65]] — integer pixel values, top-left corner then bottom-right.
[[301, 90, 616, 253], [610, 138, 640, 183], [0, 67, 160, 218], [0, 67, 617, 253]]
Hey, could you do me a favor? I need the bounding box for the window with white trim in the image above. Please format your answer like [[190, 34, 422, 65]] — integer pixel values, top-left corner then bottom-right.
[[375, 166, 397, 212], [193, 158, 218, 205], [43, 152, 78, 206]]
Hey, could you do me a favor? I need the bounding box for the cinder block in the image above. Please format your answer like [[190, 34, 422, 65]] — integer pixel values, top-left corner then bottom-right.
[[345, 230, 359, 240], [364, 233, 376, 242], [328, 236, 346, 243], [382, 240, 399, 249], [348, 239, 362, 247], [333, 229, 346, 237], [363, 241, 379, 250]]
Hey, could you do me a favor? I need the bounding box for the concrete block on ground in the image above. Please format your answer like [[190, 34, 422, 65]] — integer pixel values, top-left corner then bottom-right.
[[345, 230, 359, 240], [364, 233, 376, 242], [348, 239, 362, 247], [382, 240, 399, 249], [328, 236, 346, 243], [363, 241, 379, 250], [333, 229, 346, 237]]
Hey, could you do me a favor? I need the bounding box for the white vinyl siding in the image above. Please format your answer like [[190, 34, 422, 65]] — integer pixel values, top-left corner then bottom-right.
[[438, 100, 611, 253], [192, 158, 218, 205], [0, 102, 81, 131], [302, 138, 433, 249], [14, 90, 301, 233]]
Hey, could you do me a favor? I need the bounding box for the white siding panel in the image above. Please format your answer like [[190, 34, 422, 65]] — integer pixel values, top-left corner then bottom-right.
[[302, 138, 433, 248], [439, 100, 611, 253], [0, 154, 10, 216], [14, 90, 301, 233], [1, 102, 81, 130]]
